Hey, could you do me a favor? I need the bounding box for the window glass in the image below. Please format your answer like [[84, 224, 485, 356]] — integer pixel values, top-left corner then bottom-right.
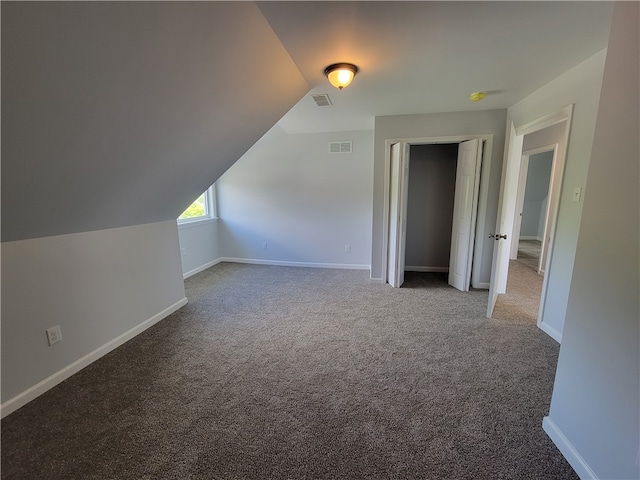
[[179, 193, 208, 221]]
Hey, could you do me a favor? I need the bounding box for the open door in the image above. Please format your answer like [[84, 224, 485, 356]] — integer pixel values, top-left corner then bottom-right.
[[510, 155, 530, 260], [448, 139, 483, 291], [387, 142, 410, 288], [487, 124, 523, 317]]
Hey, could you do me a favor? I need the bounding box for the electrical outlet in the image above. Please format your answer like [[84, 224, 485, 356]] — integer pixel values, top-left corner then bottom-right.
[[344, 245, 351, 253], [261, 242, 268, 250], [46, 325, 62, 346]]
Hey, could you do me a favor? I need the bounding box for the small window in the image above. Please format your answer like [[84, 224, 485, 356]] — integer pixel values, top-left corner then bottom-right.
[[178, 185, 217, 224]]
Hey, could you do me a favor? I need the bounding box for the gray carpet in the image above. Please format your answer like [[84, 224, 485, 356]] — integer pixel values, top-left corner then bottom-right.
[[517, 240, 542, 273], [1, 263, 577, 479], [493, 260, 544, 324]]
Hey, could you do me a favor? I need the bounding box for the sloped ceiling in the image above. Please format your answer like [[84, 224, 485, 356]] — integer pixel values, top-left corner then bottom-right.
[[1, 2, 309, 242]]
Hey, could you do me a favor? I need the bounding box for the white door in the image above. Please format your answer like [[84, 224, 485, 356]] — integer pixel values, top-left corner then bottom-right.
[[487, 125, 524, 317], [448, 139, 483, 291], [387, 142, 410, 288], [510, 155, 530, 260]]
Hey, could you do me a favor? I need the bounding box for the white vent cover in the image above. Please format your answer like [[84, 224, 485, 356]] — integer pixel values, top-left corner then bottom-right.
[[329, 141, 353, 154], [312, 94, 332, 107]]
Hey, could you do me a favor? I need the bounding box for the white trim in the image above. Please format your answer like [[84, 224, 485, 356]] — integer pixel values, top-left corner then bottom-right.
[[522, 144, 560, 157], [381, 134, 493, 288], [516, 105, 573, 136], [474, 282, 490, 290], [220, 257, 370, 270], [177, 185, 217, 225], [539, 320, 562, 344], [369, 277, 384, 284], [0, 297, 188, 419], [405, 266, 449, 273], [183, 258, 223, 279], [520, 236, 543, 241], [542, 417, 598, 479]]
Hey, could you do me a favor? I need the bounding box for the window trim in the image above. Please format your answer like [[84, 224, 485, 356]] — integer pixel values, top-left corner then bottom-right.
[[177, 184, 218, 225]]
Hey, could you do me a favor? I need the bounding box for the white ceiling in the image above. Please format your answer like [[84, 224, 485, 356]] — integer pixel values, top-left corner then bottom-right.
[[258, 1, 613, 134]]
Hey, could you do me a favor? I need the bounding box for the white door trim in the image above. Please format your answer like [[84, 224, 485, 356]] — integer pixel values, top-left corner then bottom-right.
[[381, 134, 493, 287]]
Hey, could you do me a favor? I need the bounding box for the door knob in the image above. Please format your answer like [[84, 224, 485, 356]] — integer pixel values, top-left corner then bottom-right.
[[489, 233, 508, 240]]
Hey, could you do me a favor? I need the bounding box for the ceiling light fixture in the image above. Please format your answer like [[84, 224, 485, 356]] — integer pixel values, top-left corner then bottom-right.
[[324, 63, 358, 90]]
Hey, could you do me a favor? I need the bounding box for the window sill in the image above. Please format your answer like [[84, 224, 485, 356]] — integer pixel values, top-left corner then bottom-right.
[[177, 217, 218, 229]]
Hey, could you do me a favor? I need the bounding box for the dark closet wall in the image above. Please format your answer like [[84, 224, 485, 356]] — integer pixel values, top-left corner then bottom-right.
[[405, 144, 458, 270]]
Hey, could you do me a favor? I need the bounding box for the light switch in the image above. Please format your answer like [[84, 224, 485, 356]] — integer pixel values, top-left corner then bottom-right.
[[572, 187, 582, 202]]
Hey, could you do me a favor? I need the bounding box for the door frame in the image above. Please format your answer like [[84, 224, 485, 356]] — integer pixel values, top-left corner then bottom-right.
[[381, 134, 494, 286], [488, 104, 573, 341]]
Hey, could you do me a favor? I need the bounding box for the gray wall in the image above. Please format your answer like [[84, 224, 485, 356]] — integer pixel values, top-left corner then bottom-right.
[[1, 221, 186, 408], [405, 144, 458, 270], [372, 109, 508, 285], [215, 128, 374, 268], [545, 4, 639, 478], [178, 219, 220, 278], [521, 151, 553, 239]]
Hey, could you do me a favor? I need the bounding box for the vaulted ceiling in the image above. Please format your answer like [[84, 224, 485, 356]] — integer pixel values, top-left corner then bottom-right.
[[1, 1, 613, 242]]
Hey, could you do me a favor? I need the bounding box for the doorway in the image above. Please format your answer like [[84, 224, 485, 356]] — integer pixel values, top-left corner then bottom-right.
[[405, 144, 458, 274], [512, 147, 555, 274], [487, 106, 573, 343], [385, 136, 489, 290]]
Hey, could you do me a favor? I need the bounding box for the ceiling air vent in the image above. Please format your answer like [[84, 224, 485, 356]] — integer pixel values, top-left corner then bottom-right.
[[312, 94, 332, 107], [329, 141, 353, 154]]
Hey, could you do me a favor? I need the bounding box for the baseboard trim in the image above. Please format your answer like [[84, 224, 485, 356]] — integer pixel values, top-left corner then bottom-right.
[[520, 236, 543, 241], [405, 266, 449, 273], [219, 257, 370, 271], [539, 320, 562, 343], [473, 282, 490, 290], [542, 417, 598, 479], [183, 258, 222, 279], [0, 297, 188, 419]]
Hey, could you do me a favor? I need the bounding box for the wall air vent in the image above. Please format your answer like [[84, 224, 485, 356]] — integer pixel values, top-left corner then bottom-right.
[[312, 94, 332, 107], [329, 141, 353, 154]]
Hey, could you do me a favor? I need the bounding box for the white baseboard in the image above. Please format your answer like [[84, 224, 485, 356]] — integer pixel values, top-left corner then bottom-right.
[[369, 278, 384, 284], [539, 320, 562, 343], [0, 297, 188, 419], [542, 417, 598, 479], [405, 266, 449, 273], [183, 258, 222, 279], [219, 257, 370, 271], [520, 236, 543, 241], [473, 282, 490, 290]]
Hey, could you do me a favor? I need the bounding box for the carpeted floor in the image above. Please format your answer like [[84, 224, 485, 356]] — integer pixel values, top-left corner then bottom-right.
[[517, 240, 542, 272], [493, 260, 544, 324], [1, 263, 576, 479]]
